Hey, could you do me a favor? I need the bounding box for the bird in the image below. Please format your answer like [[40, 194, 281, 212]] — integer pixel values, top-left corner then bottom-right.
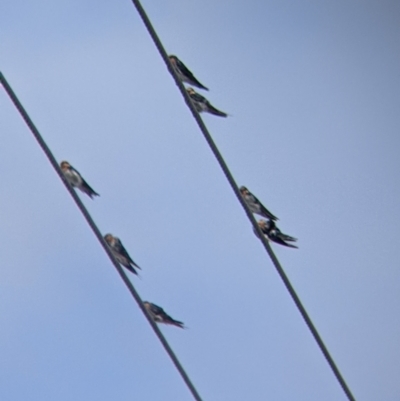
[[169, 55, 209, 91], [239, 186, 278, 221], [144, 301, 185, 328], [255, 219, 298, 248], [186, 87, 228, 117], [60, 161, 99, 199], [104, 233, 141, 275]]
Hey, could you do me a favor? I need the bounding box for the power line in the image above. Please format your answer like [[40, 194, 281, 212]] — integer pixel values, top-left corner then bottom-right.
[[127, 2, 357, 400], [0, 71, 204, 401]]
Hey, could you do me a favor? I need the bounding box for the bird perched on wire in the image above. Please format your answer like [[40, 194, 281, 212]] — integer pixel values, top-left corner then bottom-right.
[[169, 55, 209, 91], [240, 186, 278, 221], [104, 233, 141, 275], [255, 219, 298, 248], [144, 301, 185, 328], [186, 87, 228, 117], [60, 161, 99, 199]]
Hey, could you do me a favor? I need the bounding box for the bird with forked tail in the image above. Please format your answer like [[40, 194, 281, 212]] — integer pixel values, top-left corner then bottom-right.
[[240, 186, 278, 221], [255, 219, 298, 249], [104, 233, 141, 275], [60, 160, 99, 199], [186, 87, 228, 117], [169, 55, 209, 91], [144, 301, 185, 328]]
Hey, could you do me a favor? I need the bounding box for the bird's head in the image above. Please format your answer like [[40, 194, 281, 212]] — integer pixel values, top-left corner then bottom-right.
[[60, 161, 71, 170], [239, 186, 249, 195], [104, 233, 113, 243]]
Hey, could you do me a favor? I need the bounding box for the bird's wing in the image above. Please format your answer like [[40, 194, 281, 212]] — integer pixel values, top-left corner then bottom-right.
[[80, 177, 99, 198], [177, 59, 208, 90], [258, 202, 278, 220]]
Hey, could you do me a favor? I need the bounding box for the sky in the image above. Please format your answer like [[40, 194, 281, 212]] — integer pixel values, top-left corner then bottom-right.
[[1, 1, 400, 400]]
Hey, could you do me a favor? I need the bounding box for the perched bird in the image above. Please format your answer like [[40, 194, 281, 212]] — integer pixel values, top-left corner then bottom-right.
[[144, 301, 185, 328], [255, 219, 298, 249], [169, 55, 209, 91], [186, 87, 228, 117], [60, 161, 99, 199], [240, 186, 278, 221], [104, 233, 141, 275]]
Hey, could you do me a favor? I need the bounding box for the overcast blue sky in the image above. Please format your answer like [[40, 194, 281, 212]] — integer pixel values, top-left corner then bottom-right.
[[1, 1, 400, 400]]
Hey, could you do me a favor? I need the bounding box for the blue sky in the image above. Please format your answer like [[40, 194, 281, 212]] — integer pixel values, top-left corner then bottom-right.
[[1, 1, 400, 400]]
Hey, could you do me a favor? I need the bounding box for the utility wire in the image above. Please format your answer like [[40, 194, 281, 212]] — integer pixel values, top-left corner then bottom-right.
[[127, 2, 357, 400], [0, 71, 204, 401]]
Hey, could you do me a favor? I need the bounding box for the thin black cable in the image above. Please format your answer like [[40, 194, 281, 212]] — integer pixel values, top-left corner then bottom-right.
[[0, 71, 204, 401], [127, 3, 357, 400]]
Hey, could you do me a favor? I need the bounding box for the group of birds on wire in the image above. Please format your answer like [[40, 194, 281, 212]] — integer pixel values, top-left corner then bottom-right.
[[169, 55, 298, 248], [60, 161, 185, 329], [58, 55, 297, 330]]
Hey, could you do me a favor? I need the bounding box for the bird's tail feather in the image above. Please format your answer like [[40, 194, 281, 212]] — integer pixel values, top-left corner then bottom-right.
[[208, 105, 228, 117], [172, 320, 185, 329], [281, 234, 297, 242]]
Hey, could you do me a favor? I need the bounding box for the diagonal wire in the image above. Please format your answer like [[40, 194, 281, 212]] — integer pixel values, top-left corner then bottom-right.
[[0, 71, 204, 401], [127, 2, 357, 400]]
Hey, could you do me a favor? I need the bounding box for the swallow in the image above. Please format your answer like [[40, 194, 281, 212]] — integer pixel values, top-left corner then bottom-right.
[[186, 87, 228, 117], [144, 301, 185, 328], [60, 161, 99, 199], [169, 55, 209, 91], [240, 186, 278, 221], [255, 219, 298, 248], [104, 233, 141, 275]]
